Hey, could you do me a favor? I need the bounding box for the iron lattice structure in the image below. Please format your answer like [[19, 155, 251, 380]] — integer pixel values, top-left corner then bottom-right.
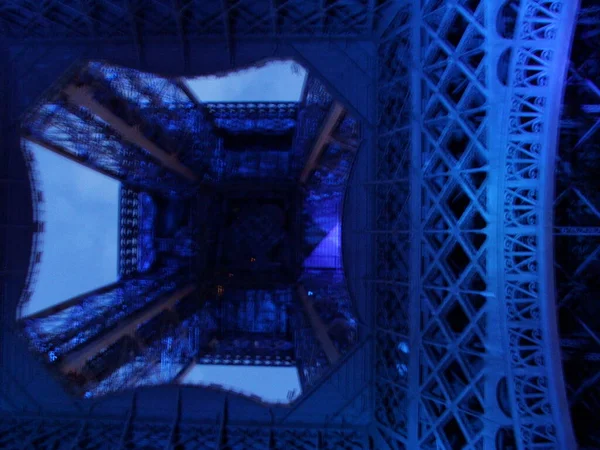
[[0, 0, 595, 449]]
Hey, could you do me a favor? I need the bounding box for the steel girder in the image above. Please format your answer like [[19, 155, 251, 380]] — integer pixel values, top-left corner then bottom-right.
[[372, 0, 579, 449]]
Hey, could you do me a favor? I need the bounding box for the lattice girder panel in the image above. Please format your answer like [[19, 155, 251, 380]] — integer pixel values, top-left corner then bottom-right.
[[490, 0, 580, 448], [0, 0, 394, 39], [222, 426, 270, 449], [22, 267, 186, 365], [372, 0, 412, 447], [22, 98, 190, 194], [374, 0, 573, 448], [172, 424, 219, 450], [0, 414, 371, 450]]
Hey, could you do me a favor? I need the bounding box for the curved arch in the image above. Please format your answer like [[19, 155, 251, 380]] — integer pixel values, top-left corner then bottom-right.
[[498, 0, 580, 447]]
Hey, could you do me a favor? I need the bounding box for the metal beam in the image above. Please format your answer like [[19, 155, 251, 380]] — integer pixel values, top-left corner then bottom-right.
[[216, 396, 228, 450], [165, 388, 181, 450], [296, 284, 340, 364], [175, 79, 201, 106], [300, 102, 345, 184], [58, 284, 197, 373], [62, 85, 198, 182], [22, 280, 122, 320], [119, 392, 136, 450], [172, 358, 196, 384]]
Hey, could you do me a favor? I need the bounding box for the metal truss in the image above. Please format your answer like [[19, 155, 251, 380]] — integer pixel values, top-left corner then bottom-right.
[[204, 102, 298, 135], [0, 413, 368, 450], [0, 0, 590, 448], [371, 0, 579, 449]]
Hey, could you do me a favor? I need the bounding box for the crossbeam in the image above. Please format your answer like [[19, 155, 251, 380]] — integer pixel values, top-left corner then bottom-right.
[[300, 102, 345, 184], [58, 284, 197, 373], [172, 358, 196, 384], [63, 85, 198, 182], [296, 285, 340, 364], [176, 79, 201, 106]]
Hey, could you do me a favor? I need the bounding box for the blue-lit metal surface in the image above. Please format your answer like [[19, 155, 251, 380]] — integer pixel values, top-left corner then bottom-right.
[[291, 76, 333, 177], [22, 98, 191, 194], [119, 187, 140, 277], [291, 303, 330, 391], [22, 267, 188, 367], [137, 192, 156, 273], [297, 96, 361, 374], [300, 270, 357, 355], [371, 0, 579, 448], [87, 62, 193, 108], [0, 0, 590, 447], [196, 289, 295, 368], [77, 63, 200, 169], [303, 189, 343, 269], [1, 1, 382, 446], [0, 414, 366, 450], [205, 102, 298, 134], [85, 296, 203, 398]]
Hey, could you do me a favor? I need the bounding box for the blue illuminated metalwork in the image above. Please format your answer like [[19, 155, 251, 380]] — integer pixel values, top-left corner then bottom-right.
[[119, 187, 140, 277], [22, 267, 188, 365], [298, 97, 360, 363], [291, 304, 330, 391], [300, 270, 357, 355], [0, 0, 590, 448], [205, 102, 298, 134], [85, 301, 203, 398], [291, 76, 333, 177], [22, 99, 191, 194], [195, 289, 295, 367], [137, 192, 156, 273]]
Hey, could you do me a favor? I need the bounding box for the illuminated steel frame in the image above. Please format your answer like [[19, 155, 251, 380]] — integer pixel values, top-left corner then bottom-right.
[[0, 1, 585, 448]]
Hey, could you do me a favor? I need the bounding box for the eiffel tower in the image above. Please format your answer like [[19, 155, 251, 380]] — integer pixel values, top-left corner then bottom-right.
[[0, 1, 598, 449]]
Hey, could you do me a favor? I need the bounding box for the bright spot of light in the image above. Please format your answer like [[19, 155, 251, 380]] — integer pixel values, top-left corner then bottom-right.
[[398, 341, 409, 354]]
